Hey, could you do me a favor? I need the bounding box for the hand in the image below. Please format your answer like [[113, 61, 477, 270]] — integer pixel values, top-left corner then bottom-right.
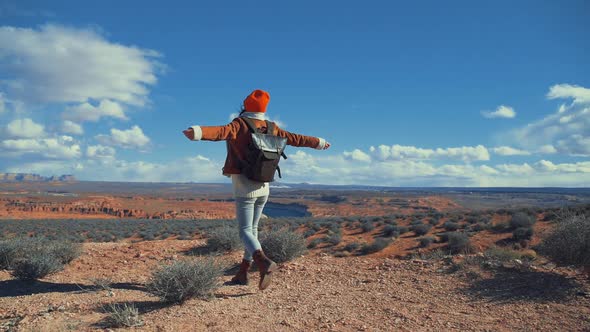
[[323, 142, 331, 150], [182, 128, 194, 140]]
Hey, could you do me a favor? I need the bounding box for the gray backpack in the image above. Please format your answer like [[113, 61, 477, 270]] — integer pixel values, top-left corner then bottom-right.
[[240, 117, 288, 182]]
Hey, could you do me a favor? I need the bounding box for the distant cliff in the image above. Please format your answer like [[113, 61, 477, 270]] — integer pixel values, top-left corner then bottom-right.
[[0, 173, 77, 183]]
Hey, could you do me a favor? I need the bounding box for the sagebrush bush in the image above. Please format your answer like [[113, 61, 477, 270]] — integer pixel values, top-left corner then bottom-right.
[[443, 222, 459, 231], [206, 226, 242, 252], [428, 218, 440, 226], [326, 233, 342, 246], [382, 225, 399, 237], [0, 239, 21, 269], [512, 227, 534, 241], [343, 242, 360, 252], [446, 232, 471, 254], [361, 222, 375, 233], [418, 236, 435, 248], [104, 303, 143, 328], [147, 258, 223, 303], [0, 237, 81, 280], [260, 229, 306, 263], [303, 229, 316, 238], [11, 253, 64, 280], [360, 238, 392, 255], [397, 226, 409, 234], [485, 246, 526, 262], [491, 222, 510, 233], [411, 224, 431, 236], [469, 223, 487, 232], [307, 238, 323, 249], [539, 214, 590, 268], [510, 212, 536, 229], [47, 240, 82, 264]]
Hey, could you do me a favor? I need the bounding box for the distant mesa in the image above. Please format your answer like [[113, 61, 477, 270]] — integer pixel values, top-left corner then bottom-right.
[[0, 173, 77, 183]]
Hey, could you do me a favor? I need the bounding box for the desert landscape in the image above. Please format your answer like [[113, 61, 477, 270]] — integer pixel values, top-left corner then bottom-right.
[[0, 178, 589, 331]]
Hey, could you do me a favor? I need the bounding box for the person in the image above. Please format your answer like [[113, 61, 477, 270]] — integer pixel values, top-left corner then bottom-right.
[[182, 89, 330, 290]]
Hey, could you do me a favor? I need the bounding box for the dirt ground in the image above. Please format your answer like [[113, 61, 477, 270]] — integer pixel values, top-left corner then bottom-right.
[[1, 240, 588, 332]]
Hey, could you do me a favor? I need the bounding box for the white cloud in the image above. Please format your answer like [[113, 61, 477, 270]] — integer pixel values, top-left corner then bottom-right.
[[9, 154, 221, 183], [482, 105, 516, 119], [492, 146, 531, 156], [538, 144, 557, 154], [556, 134, 590, 156], [0, 135, 81, 159], [367, 144, 489, 162], [5, 118, 44, 138], [281, 152, 590, 186], [509, 84, 590, 156], [0, 24, 161, 106], [61, 120, 83, 135], [495, 163, 535, 175], [479, 165, 499, 175], [63, 100, 127, 123], [547, 84, 590, 105], [343, 149, 371, 163], [95, 125, 150, 149], [86, 144, 115, 160]]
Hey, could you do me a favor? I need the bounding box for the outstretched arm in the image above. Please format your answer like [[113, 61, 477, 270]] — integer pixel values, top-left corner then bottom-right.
[[275, 127, 330, 150], [182, 119, 242, 141]]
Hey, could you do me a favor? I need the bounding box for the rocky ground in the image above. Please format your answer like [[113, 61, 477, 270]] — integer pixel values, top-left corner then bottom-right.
[[1, 240, 588, 332]]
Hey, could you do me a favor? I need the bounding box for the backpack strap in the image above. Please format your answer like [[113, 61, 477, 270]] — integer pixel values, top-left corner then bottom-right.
[[241, 117, 258, 133], [265, 120, 276, 136]]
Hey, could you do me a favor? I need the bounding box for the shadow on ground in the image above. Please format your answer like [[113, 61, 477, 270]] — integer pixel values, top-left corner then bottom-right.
[[464, 269, 583, 303], [96, 300, 168, 316], [0, 280, 145, 297], [181, 245, 227, 257]]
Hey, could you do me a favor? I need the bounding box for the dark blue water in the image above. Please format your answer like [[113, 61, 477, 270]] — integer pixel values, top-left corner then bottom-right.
[[263, 203, 310, 218]]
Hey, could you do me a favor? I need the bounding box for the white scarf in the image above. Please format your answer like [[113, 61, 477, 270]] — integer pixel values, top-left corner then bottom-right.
[[240, 112, 266, 120]]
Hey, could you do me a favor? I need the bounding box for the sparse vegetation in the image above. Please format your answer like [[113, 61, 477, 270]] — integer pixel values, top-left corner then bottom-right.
[[90, 277, 114, 292], [428, 218, 440, 226], [343, 242, 360, 252], [484, 246, 528, 262], [11, 253, 64, 280], [443, 221, 460, 231], [307, 238, 323, 249], [147, 258, 224, 303], [512, 227, 534, 241], [491, 222, 510, 233], [397, 226, 409, 235], [510, 212, 536, 229], [361, 221, 375, 233], [0, 237, 81, 280], [418, 236, 435, 248], [382, 225, 398, 237], [206, 225, 242, 252], [539, 213, 590, 269], [326, 233, 342, 246], [446, 232, 471, 254], [411, 224, 432, 236], [360, 238, 392, 255], [104, 303, 143, 328], [260, 229, 306, 263]]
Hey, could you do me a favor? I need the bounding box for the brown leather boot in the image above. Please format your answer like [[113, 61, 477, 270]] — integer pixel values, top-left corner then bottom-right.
[[252, 249, 278, 290], [229, 260, 251, 285]]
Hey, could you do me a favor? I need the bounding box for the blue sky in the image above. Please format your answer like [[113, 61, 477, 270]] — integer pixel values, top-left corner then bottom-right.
[[0, 0, 589, 186]]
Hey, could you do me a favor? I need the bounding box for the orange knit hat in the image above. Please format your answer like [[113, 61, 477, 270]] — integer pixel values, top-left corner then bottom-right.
[[243, 89, 270, 113]]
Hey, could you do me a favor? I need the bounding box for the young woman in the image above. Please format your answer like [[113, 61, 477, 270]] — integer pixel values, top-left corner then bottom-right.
[[183, 89, 330, 290]]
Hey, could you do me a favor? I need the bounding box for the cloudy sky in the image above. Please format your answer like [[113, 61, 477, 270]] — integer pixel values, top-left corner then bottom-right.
[[0, 1, 588, 186]]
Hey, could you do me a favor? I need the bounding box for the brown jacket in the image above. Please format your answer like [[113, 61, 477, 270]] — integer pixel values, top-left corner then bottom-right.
[[192, 117, 324, 175]]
